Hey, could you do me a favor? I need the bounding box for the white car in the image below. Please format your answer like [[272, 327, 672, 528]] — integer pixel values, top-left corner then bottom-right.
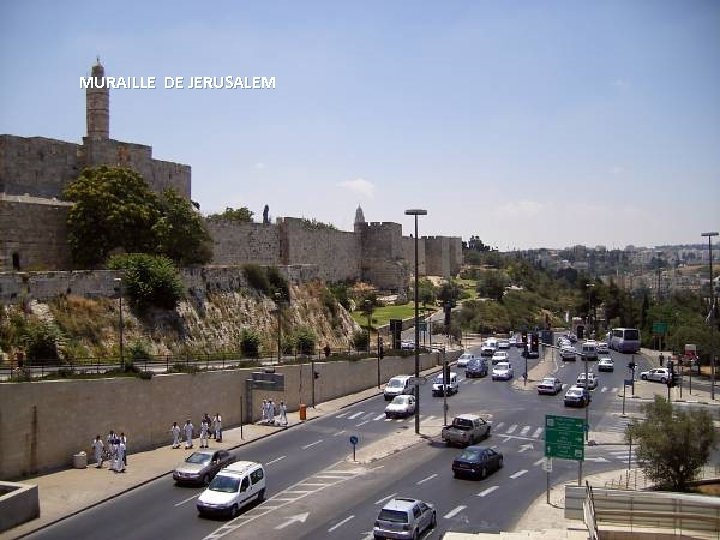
[[640, 367, 670, 383], [560, 346, 577, 361], [598, 358, 614, 372], [576, 372, 598, 390], [492, 361, 513, 381], [385, 395, 416, 419], [497, 339, 510, 349], [537, 377, 563, 395], [491, 351, 510, 365], [596, 342, 609, 354], [197, 461, 266, 518], [456, 352, 476, 368]]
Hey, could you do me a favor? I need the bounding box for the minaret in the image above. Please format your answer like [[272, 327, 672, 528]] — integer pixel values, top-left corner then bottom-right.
[[86, 58, 109, 139], [353, 205, 366, 234]]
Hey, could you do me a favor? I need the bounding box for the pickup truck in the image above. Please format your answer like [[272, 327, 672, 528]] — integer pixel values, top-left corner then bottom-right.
[[441, 414, 491, 447]]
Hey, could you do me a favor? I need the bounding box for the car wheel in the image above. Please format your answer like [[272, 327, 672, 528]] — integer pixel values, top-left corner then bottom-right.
[[498, 457, 504, 469], [641, 374, 647, 380], [431, 511, 437, 528], [202, 474, 210, 486], [230, 504, 239, 519], [413, 529, 420, 540], [258, 488, 266, 502], [660, 377, 667, 384], [480, 467, 487, 479]]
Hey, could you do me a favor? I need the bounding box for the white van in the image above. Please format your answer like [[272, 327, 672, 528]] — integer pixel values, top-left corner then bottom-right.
[[456, 352, 476, 368], [432, 372, 458, 396], [384, 375, 413, 401], [581, 341, 598, 361], [197, 461, 266, 519]]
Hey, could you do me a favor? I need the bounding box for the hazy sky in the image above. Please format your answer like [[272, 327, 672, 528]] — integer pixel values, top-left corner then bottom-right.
[[1, 1, 718, 250]]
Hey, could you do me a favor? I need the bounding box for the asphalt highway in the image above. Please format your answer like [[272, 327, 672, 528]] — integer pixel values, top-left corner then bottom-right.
[[29, 341, 648, 540]]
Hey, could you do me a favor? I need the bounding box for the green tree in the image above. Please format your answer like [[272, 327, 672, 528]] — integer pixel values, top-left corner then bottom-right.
[[418, 279, 437, 307], [437, 279, 461, 305], [240, 329, 261, 357], [627, 396, 716, 491], [476, 270, 508, 302], [153, 189, 213, 265], [207, 207, 254, 223], [108, 253, 184, 312], [63, 166, 159, 267], [295, 327, 316, 355]]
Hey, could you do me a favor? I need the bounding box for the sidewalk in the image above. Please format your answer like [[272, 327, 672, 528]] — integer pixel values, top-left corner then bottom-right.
[[3, 362, 450, 540]]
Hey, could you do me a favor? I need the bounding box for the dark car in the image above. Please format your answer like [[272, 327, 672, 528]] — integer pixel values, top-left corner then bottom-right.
[[465, 358, 488, 378], [451, 445, 503, 480], [173, 449, 234, 486]]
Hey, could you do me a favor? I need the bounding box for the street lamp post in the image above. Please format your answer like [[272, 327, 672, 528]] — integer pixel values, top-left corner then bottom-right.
[[586, 283, 595, 340], [405, 209, 427, 435], [274, 292, 282, 365], [702, 232, 718, 400], [114, 277, 124, 371]]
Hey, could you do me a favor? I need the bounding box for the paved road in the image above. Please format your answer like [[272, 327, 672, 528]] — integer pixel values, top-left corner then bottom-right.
[[27, 342, 644, 539]]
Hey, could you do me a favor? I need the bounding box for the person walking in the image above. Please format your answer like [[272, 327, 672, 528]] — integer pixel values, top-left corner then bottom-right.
[[213, 413, 222, 442], [200, 417, 210, 448], [268, 399, 276, 426], [261, 399, 268, 423], [184, 419, 194, 449], [92, 435, 104, 468], [120, 432, 128, 467], [279, 401, 288, 427], [106, 430, 117, 466], [115, 438, 126, 473], [171, 421, 181, 449]]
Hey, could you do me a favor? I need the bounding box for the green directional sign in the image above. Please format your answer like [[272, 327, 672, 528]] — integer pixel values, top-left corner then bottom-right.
[[545, 414, 584, 461], [652, 322, 668, 334]]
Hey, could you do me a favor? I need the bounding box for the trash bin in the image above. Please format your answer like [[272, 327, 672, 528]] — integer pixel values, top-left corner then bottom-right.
[[299, 403, 307, 421], [73, 451, 87, 469]]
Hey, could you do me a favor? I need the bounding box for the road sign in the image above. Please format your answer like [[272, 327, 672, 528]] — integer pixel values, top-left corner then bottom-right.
[[652, 322, 668, 334], [419, 321, 427, 331], [349, 435, 359, 445], [623, 378, 633, 386], [408, 376, 427, 386], [545, 414, 584, 461]]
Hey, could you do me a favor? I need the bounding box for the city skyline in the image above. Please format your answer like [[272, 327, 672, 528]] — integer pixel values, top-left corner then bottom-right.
[[1, 1, 718, 250]]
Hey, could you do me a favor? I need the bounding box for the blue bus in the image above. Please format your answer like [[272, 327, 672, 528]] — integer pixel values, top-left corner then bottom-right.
[[610, 328, 641, 353]]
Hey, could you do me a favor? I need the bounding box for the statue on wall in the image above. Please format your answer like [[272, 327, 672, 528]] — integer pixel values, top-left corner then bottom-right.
[[263, 204, 270, 224]]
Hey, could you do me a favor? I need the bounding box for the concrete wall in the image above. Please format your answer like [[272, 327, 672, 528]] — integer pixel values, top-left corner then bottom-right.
[[0, 482, 39, 533], [0, 195, 73, 272], [0, 351, 453, 479]]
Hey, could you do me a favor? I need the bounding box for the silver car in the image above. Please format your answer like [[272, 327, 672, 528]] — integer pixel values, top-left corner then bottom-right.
[[373, 497, 436, 539], [173, 449, 234, 486]]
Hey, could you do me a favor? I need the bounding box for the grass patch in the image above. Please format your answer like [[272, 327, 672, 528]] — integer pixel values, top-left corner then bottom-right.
[[351, 304, 435, 328]]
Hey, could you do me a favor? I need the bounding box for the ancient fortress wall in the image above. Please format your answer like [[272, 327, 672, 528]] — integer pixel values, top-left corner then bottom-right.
[[0, 136, 81, 198], [0, 195, 72, 272], [424, 236, 451, 277], [206, 221, 282, 266], [280, 218, 361, 282], [401, 236, 427, 276]]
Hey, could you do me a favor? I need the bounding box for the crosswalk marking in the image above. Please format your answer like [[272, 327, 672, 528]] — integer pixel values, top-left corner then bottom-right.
[[519, 426, 530, 436], [494, 422, 505, 431], [532, 427, 543, 439], [507, 424, 517, 434], [601, 387, 608, 392], [373, 413, 385, 421], [611, 387, 618, 392], [347, 411, 364, 420], [335, 412, 349, 419]]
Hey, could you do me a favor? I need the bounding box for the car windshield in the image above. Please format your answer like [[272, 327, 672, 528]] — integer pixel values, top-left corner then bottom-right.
[[185, 453, 211, 464], [378, 509, 409, 523], [468, 359, 481, 367], [209, 475, 240, 493], [459, 448, 483, 461], [387, 379, 404, 388], [495, 363, 509, 369], [568, 390, 582, 396], [541, 378, 555, 384], [391, 396, 409, 405], [453, 418, 474, 430]]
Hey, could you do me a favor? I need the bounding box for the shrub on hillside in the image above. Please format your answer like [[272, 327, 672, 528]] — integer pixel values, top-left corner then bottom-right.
[[295, 327, 316, 355], [352, 330, 369, 351], [108, 253, 184, 312], [240, 329, 261, 357]]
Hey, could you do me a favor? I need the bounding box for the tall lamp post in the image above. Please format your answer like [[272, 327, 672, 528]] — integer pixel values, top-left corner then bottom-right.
[[702, 232, 718, 400], [274, 292, 283, 365], [585, 283, 594, 440], [586, 282, 595, 341], [405, 209, 427, 435], [114, 277, 124, 371]]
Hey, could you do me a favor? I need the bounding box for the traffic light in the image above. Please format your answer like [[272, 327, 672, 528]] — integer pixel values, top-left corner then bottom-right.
[[444, 303, 451, 327], [521, 330, 528, 346], [531, 333, 539, 353], [666, 361, 675, 388], [443, 360, 451, 384], [378, 337, 384, 359]]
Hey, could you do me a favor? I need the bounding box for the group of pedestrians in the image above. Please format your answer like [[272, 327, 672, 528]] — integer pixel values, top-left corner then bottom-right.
[[92, 430, 127, 473], [170, 413, 222, 450], [261, 398, 288, 426]]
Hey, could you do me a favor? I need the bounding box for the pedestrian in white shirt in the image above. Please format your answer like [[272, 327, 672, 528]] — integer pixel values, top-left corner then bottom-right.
[[213, 413, 222, 442], [184, 419, 194, 449], [171, 421, 181, 448], [92, 435, 104, 468]]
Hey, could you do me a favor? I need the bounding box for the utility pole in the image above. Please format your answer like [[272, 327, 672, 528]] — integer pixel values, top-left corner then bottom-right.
[[702, 232, 718, 401]]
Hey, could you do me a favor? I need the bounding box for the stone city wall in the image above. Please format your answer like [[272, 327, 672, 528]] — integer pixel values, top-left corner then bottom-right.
[[401, 236, 427, 276], [424, 236, 451, 277], [280, 218, 361, 283], [361, 222, 404, 260], [0, 136, 81, 198], [207, 221, 282, 266], [0, 195, 72, 272], [0, 351, 456, 479]]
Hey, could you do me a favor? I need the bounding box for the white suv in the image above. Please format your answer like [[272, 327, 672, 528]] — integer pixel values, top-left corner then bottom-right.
[[197, 461, 266, 518], [373, 497, 436, 539]]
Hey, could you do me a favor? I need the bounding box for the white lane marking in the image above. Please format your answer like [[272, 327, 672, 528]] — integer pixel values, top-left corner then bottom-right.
[[395, 418, 403, 422], [383, 418, 392, 422], [266, 455, 286, 466], [347, 411, 364, 420], [174, 492, 200, 507], [509, 469, 528, 479], [518, 443, 534, 453], [424, 415, 437, 423], [494, 421, 505, 431], [519, 425, 530, 436], [532, 427, 543, 439], [584, 457, 609, 462], [328, 515, 354, 532], [506, 424, 517, 434], [612, 387, 618, 392], [444, 505, 467, 519], [416, 473, 437, 485], [335, 412, 349, 418], [356, 420, 369, 427], [301, 439, 323, 450], [374, 413, 385, 421], [562, 383, 569, 389], [533, 458, 545, 466], [360, 533, 374, 540], [476, 485, 499, 497], [275, 512, 309, 530], [375, 492, 398, 505], [332, 430, 346, 437], [315, 475, 352, 480], [601, 387, 608, 393]]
